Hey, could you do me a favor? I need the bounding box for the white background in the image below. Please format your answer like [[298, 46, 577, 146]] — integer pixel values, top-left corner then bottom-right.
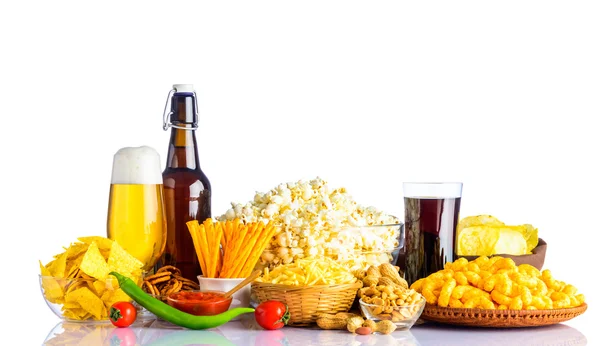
[[1, 1, 598, 344]]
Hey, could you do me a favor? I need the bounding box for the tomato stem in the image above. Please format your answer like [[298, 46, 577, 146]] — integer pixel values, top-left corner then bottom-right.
[[277, 304, 291, 326], [109, 307, 123, 322]]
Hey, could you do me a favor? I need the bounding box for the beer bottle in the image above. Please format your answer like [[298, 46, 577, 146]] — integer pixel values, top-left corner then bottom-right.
[[157, 84, 211, 281]]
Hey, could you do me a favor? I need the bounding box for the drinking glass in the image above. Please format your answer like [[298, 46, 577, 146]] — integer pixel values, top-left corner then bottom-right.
[[403, 182, 462, 285], [107, 146, 167, 271]]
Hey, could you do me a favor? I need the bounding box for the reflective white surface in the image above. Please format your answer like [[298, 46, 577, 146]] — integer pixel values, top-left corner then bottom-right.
[[43, 316, 587, 346]]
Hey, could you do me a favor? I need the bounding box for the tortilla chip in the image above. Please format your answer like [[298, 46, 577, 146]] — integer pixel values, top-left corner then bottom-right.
[[80, 242, 109, 281], [108, 241, 143, 277], [92, 280, 106, 296], [78, 236, 114, 250], [66, 242, 89, 259], [102, 288, 132, 308], [40, 261, 64, 302], [48, 252, 68, 277], [65, 287, 105, 320]]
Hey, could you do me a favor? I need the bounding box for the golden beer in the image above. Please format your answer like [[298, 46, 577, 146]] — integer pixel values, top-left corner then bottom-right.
[[107, 146, 167, 271]]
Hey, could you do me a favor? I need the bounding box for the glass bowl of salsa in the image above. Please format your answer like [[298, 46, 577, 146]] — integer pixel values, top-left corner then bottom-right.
[[166, 290, 232, 316]]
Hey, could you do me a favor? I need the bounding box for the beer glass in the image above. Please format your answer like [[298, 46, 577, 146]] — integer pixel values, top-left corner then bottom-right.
[[403, 182, 462, 285], [107, 146, 167, 271]]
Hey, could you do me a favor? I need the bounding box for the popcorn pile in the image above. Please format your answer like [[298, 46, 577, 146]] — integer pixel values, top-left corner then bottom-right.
[[218, 177, 400, 270]]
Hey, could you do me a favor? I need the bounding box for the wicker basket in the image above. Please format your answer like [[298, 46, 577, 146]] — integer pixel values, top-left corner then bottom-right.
[[421, 303, 587, 328], [251, 281, 363, 326]]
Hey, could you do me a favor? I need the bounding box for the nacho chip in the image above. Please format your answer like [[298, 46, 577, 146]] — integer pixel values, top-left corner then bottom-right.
[[48, 252, 68, 277], [40, 261, 64, 302], [102, 288, 131, 308], [77, 236, 114, 250], [66, 242, 89, 259], [108, 241, 144, 277], [92, 280, 106, 296], [66, 287, 106, 320], [80, 242, 109, 281]]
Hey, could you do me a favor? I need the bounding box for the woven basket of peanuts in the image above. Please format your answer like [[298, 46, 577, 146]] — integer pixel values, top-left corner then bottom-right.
[[413, 256, 587, 327]]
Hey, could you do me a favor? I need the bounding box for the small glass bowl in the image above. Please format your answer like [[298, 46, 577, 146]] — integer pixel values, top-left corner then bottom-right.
[[166, 290, 232, 316], [358, 296, 425, 330], [39, 275, 143, 322]]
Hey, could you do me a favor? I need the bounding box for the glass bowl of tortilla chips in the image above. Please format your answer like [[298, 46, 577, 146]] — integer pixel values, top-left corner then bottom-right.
[[39, 236, 145, 322]]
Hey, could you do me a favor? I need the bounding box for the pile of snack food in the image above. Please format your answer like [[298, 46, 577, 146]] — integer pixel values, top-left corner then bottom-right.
[[411, 256, 585, 310], [39, 237, 143, 321], [38, 176, 587, 336], [142, 266, 200, 301], [219, 177, 401, 270]]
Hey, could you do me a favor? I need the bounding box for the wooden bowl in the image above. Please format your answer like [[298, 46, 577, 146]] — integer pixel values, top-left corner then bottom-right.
[[421, 302, 587, 328], [456, 238, 547, 270]]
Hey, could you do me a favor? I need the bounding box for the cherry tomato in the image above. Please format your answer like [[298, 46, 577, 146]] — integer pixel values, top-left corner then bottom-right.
[[255, 301, 289, 330], [109, 301, 137, 328]]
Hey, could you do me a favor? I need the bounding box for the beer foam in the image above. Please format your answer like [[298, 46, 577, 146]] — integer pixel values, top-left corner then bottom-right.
[[111, 146, 163, 184]]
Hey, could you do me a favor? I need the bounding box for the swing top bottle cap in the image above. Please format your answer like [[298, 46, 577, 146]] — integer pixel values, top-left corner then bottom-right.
[[173, 84, 194, 93]]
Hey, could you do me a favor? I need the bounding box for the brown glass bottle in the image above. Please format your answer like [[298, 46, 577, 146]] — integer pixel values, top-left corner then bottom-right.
[[157, 85, 211, 281]]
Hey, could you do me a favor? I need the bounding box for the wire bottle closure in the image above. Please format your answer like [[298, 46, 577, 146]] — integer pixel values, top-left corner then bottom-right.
[[162, 88, 199, 131]]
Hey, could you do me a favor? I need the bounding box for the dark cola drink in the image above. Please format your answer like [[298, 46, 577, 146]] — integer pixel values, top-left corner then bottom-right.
[[403, 183, 462, 286]]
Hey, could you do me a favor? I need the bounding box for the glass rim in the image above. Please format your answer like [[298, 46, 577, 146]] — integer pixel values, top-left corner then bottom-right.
[[403, 182, 463, 198]]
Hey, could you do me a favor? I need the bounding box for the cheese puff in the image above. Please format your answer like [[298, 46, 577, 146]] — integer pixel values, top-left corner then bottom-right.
[[517, 264, 541, 278], [494, 274, 513, 296], [479, 298, 496, 310], [438, 278, 457, 308], [519, 285, 533, 306], [551, 291, 568, 301], [496, 268, 518, 276], [530, 296, 547, 309], [449, 298, 463, 308], [562, 284, 577, 296], [474, 256, 490, 268], [515, 274, 538, 290], [569, 295, 580, 307], [466, 262, 480, 273], [441, 269, 455, 280], [483, 274, 500, 292], [509, 296, 523, 310], [464, 271, 481, 287], [489, 257, 516, 273], [423, 278, 444, 293], [422, 288, 438, 305], [454, 272, 468, 286], [541, 296, 554, 309], [464, 296, 494, 309], [479, 271, 493, 281], [491, 290, 513, 306], [576, 294, 585, 305], [462, 288, 491, 302], [451, 285, 473, 300], [433, 289, 441, 296], [531, 278, 548, 296], [450, 258, 468, 272], [526, 306, 537, 310], [551, 291, 571, 308], [410, 278, 426, 293], [428, 272, 446, 282], [541, 269, 561, 290], [498, 305, 508, 310]]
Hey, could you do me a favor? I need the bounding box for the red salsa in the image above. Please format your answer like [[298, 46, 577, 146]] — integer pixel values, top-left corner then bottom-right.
[[167, 291, 232, 316]]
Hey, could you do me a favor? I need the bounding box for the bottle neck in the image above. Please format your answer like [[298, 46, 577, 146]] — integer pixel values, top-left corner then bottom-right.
[[165, 92, 201, 170], [166, 128, 200, 170]]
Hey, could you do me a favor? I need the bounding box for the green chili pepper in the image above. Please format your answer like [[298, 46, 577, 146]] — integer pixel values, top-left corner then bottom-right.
[[110, 272, 254, 330]]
